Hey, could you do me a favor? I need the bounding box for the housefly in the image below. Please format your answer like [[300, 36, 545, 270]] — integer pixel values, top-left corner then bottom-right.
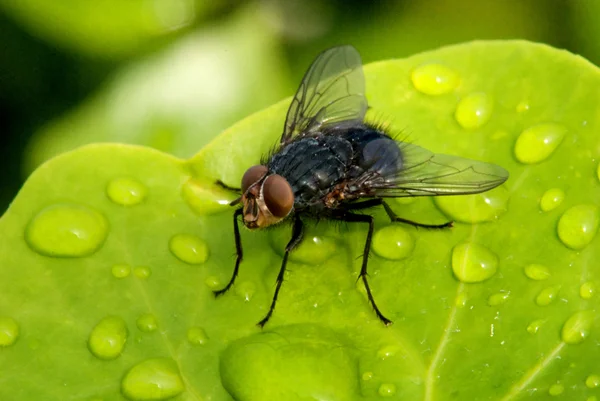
[[216, 45, 509, 327]]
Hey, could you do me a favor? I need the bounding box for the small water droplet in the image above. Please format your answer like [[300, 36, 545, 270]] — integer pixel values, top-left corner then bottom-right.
[[0, 316, 19, 347], [557, 204, 599, 250], [516, 101, 530, 113], [488, 291, 510, 306], [169, 234, 209, 264], [121, 358, 184, 400], [548, 383, 564, 396], [377, 345, 400, 360], [136, 314, 158, 333], [235, 281, 255, 302], [411, 63, 459, 95], [26, 204, 108, 257], [134, 266, 151, 279], [451, 242, 498, 283], [181, 178, 234, 215], [561, 310, 594, 344], [455, 92, 493, 129], [270, 233, 336, 265], [527, 319, 544, 334], [362, 371, 373, 381], [88, 316, 128, 360], [372, 225, 414, 260], [106, 178, 147, 206], [586, 374, 600, 388], [535, 286, 560, 306], [204, 275, 220, 289], [540, 188, 565, 212], [435, 186, 508, 223], [580, 282, 595, 299], [514, 123, 566, 164], [186, 327, 208, 345], [112, 264, 131, 278], [455, 292, 468, 308], [378, 383, 397, 397], [524, 264, 551, 281]]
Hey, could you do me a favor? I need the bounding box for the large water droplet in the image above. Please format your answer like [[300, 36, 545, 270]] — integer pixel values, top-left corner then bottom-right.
[[580, 282, 595, 299], [378, 383, 397, 397], [455, 92, 493, 129], [187, 327, 208, 345], [524, 264, 550, 281], [134, 266, 151, 279], [372, 225, 414, 260], [586, 374, 600, 389], [488, 291, 510, 306], [112, 264, 131, 278], [548, 383, 564, 396], [561, 310, 594, 344], [136, 314, 158, 333], [106, 178, 147, 206], [270, 232, 336, 265], [435, 186, 508, 223], [452, 242, 498, 283], [557, 204, 599, 250], [26, 204, 108, 257], [121, 358, 184, 400], [540, 188, 564, 212], [535, 286, 559, 306], [411, 63, 459, 95], [514, 123, 566, 164], [88, 316, 128, 360], [0, 316, 19, 347], [526, 319, 544, 334], [235, 281, 255, 302], [169, 234, 209, 264]]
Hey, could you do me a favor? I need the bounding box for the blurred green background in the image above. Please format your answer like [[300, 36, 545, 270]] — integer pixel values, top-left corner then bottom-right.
[[1, 0, 598, 214]]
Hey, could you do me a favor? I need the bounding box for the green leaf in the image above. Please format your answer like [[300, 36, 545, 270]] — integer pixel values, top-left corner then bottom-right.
[[1, 41, 599, 400]]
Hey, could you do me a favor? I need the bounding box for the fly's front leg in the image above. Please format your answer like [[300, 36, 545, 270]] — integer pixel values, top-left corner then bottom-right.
[[214, 208, 243, 297], [257, 216, 304, 328], [382, 200, 453, 229]]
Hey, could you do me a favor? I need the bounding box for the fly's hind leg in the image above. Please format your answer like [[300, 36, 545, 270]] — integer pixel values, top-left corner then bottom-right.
[[214, 208, 244, 297], [382, 200, 453, 229]]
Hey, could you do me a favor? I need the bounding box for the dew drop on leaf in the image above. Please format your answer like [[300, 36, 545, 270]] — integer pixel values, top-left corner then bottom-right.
[[410, 63, 459, 95], [435, 186, 508, 223], [112, 264, 131, 278], [136, 314, 158, 333], [134, 266, 151, 279], [169, 234, 209, 264], [26, 204, 108, 257], [378, 383, 396, 397], [455, 292, 468, 308], [535, 286, 560, 306], [526, 319, 544, 334], [235, 281, 255, 302], [548, 383, 564, 396], [377, 345, 400, 360], [557, 204, 599, 250], [187, 327, 208, 345], [106, 178, 147, 206], [454, 92, 493, 129], [204, 275, 220, 289], [0, 316, 19, 347], [586, 374, 600, 389], [88, 316, 128, 360], [561, 310, 594, 344], [121, 358, 184, 401], [580, 282, 595, 299], [514, 123, 566, 164], [372, 226, 414, 260], [270, 233, 336, 265], [487, 291, 510, 306], [539, 188, 565, 212], [515, 101, 530, 113], [362, 371, 373, 381], [523, 264, 550, 281], [451, 242, 498, 283]]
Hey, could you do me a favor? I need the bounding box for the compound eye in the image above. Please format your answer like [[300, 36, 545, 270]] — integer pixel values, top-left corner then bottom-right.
[[241, 165, 268, 193], [262, 174, 294, 218]]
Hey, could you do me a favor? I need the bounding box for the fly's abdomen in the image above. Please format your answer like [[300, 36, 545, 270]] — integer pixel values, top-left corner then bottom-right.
[[341, 127, 402, 179]]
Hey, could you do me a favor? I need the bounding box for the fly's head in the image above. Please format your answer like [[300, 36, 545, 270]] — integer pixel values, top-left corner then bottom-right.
[[235, 165, 294, 229]]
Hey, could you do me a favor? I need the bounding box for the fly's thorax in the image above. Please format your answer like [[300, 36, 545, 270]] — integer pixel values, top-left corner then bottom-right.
[[240, 165, 294, 229]]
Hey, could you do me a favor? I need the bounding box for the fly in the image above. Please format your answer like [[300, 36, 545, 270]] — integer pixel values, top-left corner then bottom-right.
[[216, 45, 509, 327]]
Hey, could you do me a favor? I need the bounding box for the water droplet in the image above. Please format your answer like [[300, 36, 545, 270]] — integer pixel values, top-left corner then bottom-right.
[[451, 242, 498, 283], [181, 178, 234, 215], [561, 310, 594, 344], [411, 63, 459, 95], [455, 292, 468, 308], [580, 282, 595, 299], [548, 383, 564, 396], [372, 225, 414, 260], [377, 345, 400, 360], [112, 264, 131, 278], [488, 291, 510, 306], [557, 204, 599, 250], [535, 286, 560, 306], [435, 186, 508, 223], [106, 178, 147, 206], [204, 275, 220, 289], [121, 358, 184, 400], [0, 316, 19, 347], [527, 319, 544, 334], [378, 383, 397, 397], [26, 204, 108, 257], [455, 92, 493, 129], [524, 264, 550, 281], [539, 188, 565, 212], [235, 281, 255, 302], [134, 266, 151, 279], [514, 123, 566, 164], [586, 374, 600, 388], [362, 371, 373, 381], [187, 327, 208, 345], [169, 234, 209, 264], [136, 314, 158, 333], [270, 233, 336, 265], [516, 101, 530, 113], [88, 316, 128, 360]]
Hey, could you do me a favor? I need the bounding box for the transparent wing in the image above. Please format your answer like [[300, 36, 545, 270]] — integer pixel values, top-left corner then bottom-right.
[[365, 142, 509, 197], [281, 45, 367, 146]]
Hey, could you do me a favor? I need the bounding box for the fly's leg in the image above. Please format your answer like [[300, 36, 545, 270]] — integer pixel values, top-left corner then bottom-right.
[[335, 211, 392, 326], [257, 216, 304, 328], [216, 180, 241, 192], [382, 200, 453, 229], [214, 208, 244, 297]]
